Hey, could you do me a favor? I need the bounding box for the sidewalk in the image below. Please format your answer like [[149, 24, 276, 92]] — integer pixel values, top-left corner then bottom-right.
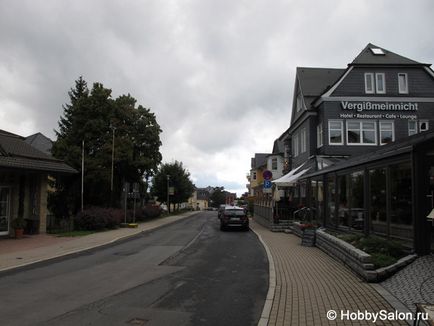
[[251, 220, 408, 326], [0, 211, 199, 272]]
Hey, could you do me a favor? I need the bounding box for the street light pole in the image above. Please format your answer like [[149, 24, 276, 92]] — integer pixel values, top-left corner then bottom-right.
[[110, 126, 115, 206], [167, 174, 170, 213], [81, 140, 84, 212]]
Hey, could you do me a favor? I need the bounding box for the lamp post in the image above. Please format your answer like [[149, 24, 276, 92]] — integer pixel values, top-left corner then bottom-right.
[[167, 174, 170, 213], [81, 140, 84, 212], [110, 125, 115, 206]]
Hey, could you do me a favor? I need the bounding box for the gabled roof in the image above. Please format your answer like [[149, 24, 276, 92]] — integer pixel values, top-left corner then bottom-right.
[[253, 153, 269, 169], [350, 43, 424, 66], [297, 67, 346, 97], [0, 130, 76, 174], [25, 132, 53, 156], [271, 139, 284, 155]]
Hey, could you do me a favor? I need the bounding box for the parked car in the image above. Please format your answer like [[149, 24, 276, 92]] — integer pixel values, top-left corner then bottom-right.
[[219, 205, 249, 231]]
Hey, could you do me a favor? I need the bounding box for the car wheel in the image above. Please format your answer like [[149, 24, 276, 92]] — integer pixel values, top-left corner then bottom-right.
[[220, 224, 226, 231]]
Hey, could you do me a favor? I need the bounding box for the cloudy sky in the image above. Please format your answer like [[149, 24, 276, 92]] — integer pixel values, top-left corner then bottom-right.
[[1, 0, 434, 195]]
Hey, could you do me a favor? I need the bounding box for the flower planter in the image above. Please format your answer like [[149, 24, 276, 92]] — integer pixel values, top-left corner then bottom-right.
[[14, 228, 24, 239]]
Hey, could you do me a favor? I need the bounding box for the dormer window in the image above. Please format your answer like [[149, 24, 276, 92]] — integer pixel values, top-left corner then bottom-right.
[[398, 73, 408, 94], [365, 72, 386, 94], [370, 48, 385, 55]]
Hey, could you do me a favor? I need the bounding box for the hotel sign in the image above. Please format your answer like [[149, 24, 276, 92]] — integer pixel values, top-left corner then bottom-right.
[[341, 101, 418, 112], [340, 101, 418, 120]]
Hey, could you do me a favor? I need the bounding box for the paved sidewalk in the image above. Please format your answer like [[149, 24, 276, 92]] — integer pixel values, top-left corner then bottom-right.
[[0, 211, 199, 272], [251, 220, 408, 326]]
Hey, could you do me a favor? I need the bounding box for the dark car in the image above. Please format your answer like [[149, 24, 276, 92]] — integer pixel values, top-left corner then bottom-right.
[[219, 206, 249, 231]]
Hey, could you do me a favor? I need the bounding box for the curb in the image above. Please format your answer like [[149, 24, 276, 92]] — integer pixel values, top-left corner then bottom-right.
[[251, 225, 276, 326], [0, 211, 200, 275]]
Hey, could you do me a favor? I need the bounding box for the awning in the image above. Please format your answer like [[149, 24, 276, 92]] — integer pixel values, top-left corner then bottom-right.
[[272, 166, 311, 187], [271, 164, 304, 185]]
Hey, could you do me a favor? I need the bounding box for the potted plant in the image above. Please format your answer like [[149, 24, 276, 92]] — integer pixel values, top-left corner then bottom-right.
[[11, 218, 25, 239]]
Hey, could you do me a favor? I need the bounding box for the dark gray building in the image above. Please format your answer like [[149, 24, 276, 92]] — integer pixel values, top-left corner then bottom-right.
[[282, 44, 434, 254], [285, 43, 433, 171]]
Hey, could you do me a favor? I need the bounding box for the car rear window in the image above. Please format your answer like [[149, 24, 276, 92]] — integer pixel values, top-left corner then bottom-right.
[[224, 209, 245, 216]]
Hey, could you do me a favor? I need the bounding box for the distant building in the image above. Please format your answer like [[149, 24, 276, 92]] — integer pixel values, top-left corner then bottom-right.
[[188, 187, 210, 210]]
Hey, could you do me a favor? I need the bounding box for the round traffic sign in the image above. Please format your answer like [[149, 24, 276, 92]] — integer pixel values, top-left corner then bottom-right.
[[263, 170, 273, 180]]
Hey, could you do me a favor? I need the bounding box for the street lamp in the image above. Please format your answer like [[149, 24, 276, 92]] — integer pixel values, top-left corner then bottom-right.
[[110, 125, 116, 206], [167, 174, 170, 213]]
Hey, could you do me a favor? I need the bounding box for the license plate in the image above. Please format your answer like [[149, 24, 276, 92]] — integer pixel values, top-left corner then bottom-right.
[[230, 217, 240, 221]]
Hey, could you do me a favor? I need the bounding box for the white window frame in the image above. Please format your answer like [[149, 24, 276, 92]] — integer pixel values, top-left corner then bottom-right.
[[317, 123, 323, 148], [375, 73, 386, 94], [364, 73, 375, 94], [419, 120, 429, 132], [346, 120, 377, 146], [295, 92, 303, 112], [293, 133, 299, 157], [271, 158, 278, 170], [408, 120, 418, 136], [300, 128, 306, 153], [379, 121, 395, 145], [398, 73, 408, 94], [328, 120, 344, 146]]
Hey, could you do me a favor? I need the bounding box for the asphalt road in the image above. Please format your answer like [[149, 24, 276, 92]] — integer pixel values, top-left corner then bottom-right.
[[0, 211, 268, 326]]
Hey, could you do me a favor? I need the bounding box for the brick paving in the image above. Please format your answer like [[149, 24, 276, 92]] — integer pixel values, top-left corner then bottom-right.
[[382, 255, 434, 310], [251, 220, 407, 325]]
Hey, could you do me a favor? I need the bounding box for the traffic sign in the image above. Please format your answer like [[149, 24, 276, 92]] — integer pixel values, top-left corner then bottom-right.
[[263, 180, 272, 189], [263, 170, 273, 180]]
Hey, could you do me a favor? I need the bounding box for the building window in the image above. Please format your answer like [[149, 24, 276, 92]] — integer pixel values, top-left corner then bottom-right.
[[271, 158, 278, 170], [252, 172, 257, 180], [390, 162, 413, 240], [409, 120, 430, 135], [398, 73, 408, 94], [293, 133, 299, 157], [364, 73, 374, 94], [420, 120, 429, 132], [364, 72, 386, 94], [369, 168, 387, 236], [317, 123, 323, 148], [408, 120, 417, 136], [300, 128, 306, 153], [296, 92, 303, 112], [329, 120, 343, 145], [379, 121, 394, 145], [346, 120, 376, 145], [375, 73, 386, 94]]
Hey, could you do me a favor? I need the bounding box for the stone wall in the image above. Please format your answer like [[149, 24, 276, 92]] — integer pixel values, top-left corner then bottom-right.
[[315, 229, 417, 282]]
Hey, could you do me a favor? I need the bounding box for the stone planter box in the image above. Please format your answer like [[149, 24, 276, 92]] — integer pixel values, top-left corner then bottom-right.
[[315, 229, 417, 282]]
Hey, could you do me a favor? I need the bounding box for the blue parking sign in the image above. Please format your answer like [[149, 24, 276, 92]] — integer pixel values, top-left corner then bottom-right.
[[263, 180, 272, 189]]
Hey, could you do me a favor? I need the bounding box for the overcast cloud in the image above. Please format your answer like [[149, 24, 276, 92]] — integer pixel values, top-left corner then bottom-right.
[[1, 0, 434, 195]]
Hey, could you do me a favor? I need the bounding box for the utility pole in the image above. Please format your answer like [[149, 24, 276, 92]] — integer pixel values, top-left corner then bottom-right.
[[81, 140, 84, 212], [110, 126, 115, 206], [167, 175, 170, 213]]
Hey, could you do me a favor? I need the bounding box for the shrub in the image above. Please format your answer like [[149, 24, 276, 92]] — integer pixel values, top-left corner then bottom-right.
[[333, 232, 406, 268], [370, 253, 398, 268], [143, 205, 161, 219], [74, 207, 123, 231]]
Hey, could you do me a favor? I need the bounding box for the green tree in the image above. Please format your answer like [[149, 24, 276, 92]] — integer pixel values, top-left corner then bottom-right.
[[151, 161, 195, 213], [210, 187, 226, 207], [51, 77, 162, 215]]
